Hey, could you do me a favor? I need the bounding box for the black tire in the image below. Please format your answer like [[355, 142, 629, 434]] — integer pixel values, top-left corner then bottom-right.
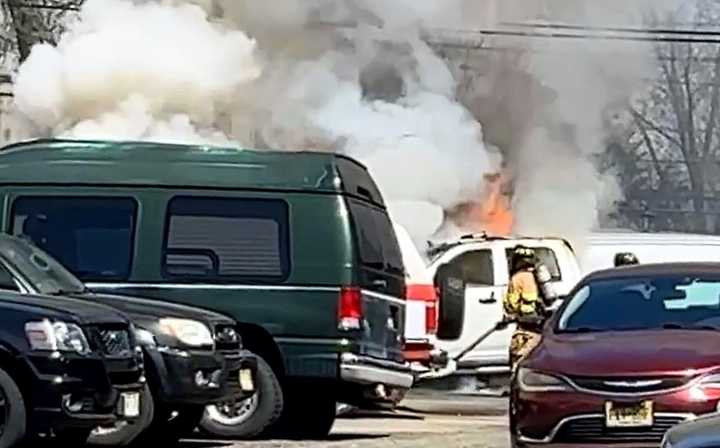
[[199, 356, 283, 439], [0, 367, 26, 448], [267, 386, 336, 439], [87, 384, 154, 446]]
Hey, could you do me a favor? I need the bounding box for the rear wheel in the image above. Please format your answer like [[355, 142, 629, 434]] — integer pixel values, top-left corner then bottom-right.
[[0, 367, 26, 448], [200, 356, 283, 438], [87, 384, 154, 446]]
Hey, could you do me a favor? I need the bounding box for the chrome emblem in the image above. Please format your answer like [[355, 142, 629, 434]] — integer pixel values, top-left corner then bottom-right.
[[603, 380, 663, 388]]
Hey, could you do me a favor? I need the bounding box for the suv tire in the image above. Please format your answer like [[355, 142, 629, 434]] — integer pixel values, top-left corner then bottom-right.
[[200, 356, 283, 438], [0, 367, 26, 447]]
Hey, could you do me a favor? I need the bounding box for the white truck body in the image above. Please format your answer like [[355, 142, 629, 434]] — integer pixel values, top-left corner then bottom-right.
[[581, 231, 720, 274], [425, 235, 582, 375]]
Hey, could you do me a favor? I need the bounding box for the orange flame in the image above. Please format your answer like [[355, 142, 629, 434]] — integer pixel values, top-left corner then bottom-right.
[[468, 172, 514, 236]]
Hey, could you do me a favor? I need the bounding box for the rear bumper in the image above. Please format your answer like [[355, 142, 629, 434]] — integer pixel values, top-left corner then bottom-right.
[[339, 353, 413, 389]]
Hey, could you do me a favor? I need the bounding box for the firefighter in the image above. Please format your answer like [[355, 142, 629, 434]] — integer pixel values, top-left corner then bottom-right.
[[614, 252, 639, 267], [503, 245, 547, 369]]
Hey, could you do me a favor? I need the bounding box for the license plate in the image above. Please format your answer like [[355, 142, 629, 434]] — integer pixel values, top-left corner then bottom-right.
[[119, 392, 140, 418], [605, 401, 653, 428], [239, 369, 255, 392]]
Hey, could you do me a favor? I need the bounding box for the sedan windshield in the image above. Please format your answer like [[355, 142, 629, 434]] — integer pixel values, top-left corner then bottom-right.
[[0, 237, 86, 296], [557, 275, 720, 332]]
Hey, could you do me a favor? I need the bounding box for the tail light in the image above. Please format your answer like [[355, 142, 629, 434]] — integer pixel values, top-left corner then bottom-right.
[[407, 285, 438, 335], [338, 287, 362, 330]]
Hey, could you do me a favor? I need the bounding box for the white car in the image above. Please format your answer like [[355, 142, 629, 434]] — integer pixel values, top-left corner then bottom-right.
[[425, 234, 582, 376]]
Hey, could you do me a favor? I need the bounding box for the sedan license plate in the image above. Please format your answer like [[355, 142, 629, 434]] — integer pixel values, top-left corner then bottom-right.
[[605, 401, 653, 428], [239, 369, 255, 392], [119, 392, 140, 418]]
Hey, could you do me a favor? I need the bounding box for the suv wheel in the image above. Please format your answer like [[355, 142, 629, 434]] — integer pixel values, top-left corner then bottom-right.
[[0, 367, 26, 447], [87, 384, 154, 446], [136, 403, 204, 445], [200, 356, 283, 438]]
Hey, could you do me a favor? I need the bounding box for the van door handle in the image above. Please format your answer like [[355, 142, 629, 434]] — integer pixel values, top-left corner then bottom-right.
[[478, 292, 497, 304], [373, 279, 388, 289]]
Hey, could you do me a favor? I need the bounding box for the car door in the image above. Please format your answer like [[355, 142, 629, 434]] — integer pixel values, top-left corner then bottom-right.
[[431, 245, 509, 365]]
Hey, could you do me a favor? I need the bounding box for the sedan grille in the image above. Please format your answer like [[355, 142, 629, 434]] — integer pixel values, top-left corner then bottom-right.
[[97, 329, 132, 357], [569, 375, 693, 394], [554, 415, 688, 444]]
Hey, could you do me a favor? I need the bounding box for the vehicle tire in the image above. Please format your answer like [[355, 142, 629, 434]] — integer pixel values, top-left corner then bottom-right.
[[87, 384, 154, 446], [199, 356, 283, 439], [267, 386, 336, 439], [0, 367, 26, 448]]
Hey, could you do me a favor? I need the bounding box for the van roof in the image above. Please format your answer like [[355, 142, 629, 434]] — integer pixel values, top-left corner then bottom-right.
[[587, 231, 720, 245], [0, 138, 385, 206]]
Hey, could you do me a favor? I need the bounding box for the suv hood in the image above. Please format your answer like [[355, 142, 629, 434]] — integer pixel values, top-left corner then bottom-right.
[[0, 291, 128, 325], [530, 330, 720, 376], [70, 291, 236, 326]]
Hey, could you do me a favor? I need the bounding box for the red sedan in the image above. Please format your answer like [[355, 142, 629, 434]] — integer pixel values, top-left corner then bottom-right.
[[511, 263, 720, 447]]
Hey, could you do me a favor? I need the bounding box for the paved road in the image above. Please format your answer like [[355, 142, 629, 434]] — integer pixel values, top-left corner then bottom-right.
[[181, 393, 511, 448]]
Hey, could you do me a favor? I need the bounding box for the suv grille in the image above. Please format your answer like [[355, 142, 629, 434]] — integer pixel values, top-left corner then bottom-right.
[[554, 415, 688, 444], [86, 326, 132, 357], [214, 325, 240, 351], [569, 375, 693, 394]]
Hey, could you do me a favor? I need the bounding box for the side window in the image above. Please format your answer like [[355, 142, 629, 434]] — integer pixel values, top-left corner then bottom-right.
[[448, 250, 494, 286], [505, 247, 562, 281], [163, 197, 290, 281], [11, 197, 137, 281]]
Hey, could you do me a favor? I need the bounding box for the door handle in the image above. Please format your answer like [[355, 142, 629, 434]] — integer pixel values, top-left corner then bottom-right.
[[478, 292, 497, 304], [373, 279, 388, 289]]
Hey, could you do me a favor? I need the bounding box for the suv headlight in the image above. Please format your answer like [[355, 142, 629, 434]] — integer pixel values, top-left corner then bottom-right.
[[517, 368, 572, 392], [159, 318, 213, 347], [25, 320, 90, 355]]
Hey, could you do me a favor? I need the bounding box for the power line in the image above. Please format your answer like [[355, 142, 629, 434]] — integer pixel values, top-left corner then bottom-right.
[[500, 21, 720, 38]]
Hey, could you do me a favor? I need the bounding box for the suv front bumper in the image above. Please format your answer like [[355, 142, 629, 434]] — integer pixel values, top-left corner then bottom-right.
[[24, 352, 144, 431], [144, 346, 257, 406]]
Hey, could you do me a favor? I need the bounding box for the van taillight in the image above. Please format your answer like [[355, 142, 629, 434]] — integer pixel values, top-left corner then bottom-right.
[[338, 287, 363, 330], [426, 300, 438, 335]]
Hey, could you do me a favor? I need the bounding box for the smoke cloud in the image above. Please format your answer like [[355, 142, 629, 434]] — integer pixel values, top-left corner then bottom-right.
[[11, 0, 686, 252]]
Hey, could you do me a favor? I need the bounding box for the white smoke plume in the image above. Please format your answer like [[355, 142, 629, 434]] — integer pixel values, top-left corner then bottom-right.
[[11, 0, 687, 251], [14, 0, 261, 145]]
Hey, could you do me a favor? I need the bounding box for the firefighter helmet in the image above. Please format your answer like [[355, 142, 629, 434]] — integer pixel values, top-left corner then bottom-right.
[[614, 252, 639, 267], [510, 245, 536, 273]]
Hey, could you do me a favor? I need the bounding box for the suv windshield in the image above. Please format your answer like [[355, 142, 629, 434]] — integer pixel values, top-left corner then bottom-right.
[[557, 275, 720, 332], [0, 237, 86, 296]]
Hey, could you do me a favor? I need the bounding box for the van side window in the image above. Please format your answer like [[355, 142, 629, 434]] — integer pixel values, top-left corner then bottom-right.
[[163, 197, 290, 281], [449, 250, 494, 286], [505, 247, 562, 281], [11, 197, 137, 281]]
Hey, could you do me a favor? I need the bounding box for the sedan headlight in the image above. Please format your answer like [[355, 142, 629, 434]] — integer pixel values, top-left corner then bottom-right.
[[158, 318, 213, 347], [25, 320, 90, 355], [517, 368, 572, 392]]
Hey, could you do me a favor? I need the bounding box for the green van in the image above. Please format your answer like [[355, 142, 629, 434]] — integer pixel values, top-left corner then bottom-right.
[[0, 139, 413, 438]]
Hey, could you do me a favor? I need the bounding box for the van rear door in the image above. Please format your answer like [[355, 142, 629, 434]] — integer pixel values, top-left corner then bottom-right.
[[345, 199, 406, 365]]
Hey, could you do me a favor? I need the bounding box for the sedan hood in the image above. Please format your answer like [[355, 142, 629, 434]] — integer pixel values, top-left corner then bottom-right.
[[70, 292, 236, 326], [665, 413, 720, 448], [0, 291, 128, 325], [530, 330, 720, 376]]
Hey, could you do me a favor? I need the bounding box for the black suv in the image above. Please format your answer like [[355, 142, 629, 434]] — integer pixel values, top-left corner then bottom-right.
[[0, 234, 260, 443], [0, 288, 144, 447]]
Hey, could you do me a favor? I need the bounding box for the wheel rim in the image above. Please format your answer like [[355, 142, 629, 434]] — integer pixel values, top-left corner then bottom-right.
[[205, 393, 259, 426]]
